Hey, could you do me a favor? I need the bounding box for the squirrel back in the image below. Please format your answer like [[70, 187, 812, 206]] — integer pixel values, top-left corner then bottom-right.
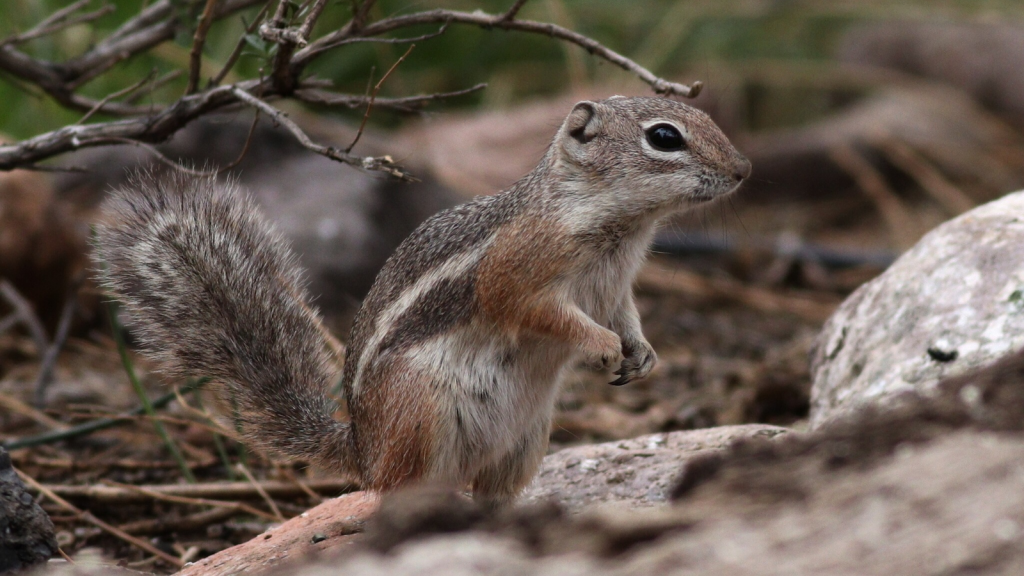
[[94, 172, 357, 475]]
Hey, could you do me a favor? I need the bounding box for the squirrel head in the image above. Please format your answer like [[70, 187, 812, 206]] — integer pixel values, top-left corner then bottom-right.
[[552, 96, 751, 213]]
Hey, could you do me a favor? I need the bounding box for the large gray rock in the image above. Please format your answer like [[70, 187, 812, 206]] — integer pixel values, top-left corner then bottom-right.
[[809, 190, 1024, 427], [523, 425, 788, 512]]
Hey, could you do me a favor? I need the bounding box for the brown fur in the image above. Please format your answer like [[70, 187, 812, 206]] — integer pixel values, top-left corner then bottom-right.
[[353, 358, 436, 490], [476, 215, 572, 330]]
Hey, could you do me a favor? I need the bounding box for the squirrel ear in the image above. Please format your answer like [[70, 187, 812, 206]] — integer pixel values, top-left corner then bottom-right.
[[565, 101, 603, 144]]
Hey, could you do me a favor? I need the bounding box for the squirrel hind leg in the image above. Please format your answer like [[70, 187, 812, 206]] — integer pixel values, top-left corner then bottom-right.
[[470, 415, 550, 509], [351, 358, 448, 492]]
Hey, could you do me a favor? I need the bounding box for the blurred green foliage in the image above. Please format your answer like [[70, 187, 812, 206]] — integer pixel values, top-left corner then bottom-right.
[[1, 0, 1023, 140]]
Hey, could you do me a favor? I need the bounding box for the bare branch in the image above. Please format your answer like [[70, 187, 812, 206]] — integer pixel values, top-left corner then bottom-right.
[[0, 314, 19, 335], [77, 69, 158, 124], [261, 0, 306, 91], [62, 0, 265, 88], [295, 0, 330, 45], [295, 82, 487, 112], [124, 70, 183, 104], [14, 164, 91, 174], [211, 2, 272, 87], [350, 0, 377, 33], [0, 82, 247, 170], [34, 282, 80, 408], [217, 110, 262, 174], [0, 0, 263, 114], [81, 137, 219, 176], [499, 0, 531, 22], [309, 22, 448, 54], [0, 280, 49, 355], [346, 43, 415, 153], [102, 0, 174, 45], [0, 0, 115, 47], [187, 0, 221, 94], [14, 0, 93, 39], [230, 86, 416, 180], [297, 7, 701, 98], [0, 0, 699, 174]]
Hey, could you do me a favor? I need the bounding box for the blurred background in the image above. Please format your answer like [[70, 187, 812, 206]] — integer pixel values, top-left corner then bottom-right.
[[3, 0, 1024, 567]]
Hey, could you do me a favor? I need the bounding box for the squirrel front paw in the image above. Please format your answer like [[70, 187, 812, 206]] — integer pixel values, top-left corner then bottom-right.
[[582, 328, 623, 371], [610, 338, 657, 386]]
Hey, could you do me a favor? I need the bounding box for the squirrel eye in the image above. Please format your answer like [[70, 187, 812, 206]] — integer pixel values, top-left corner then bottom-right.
[[645, 123, 686, 152]]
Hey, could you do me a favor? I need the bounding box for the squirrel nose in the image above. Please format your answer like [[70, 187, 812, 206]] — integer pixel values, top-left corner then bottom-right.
[[732, 157, 752, 182]]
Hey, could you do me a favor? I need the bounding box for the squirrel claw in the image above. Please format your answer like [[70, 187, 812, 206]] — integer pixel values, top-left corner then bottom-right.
[[609, 374, 631, 386], [610, 338, 656, 386]]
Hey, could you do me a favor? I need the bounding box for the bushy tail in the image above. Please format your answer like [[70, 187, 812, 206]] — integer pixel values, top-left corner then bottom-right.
[[94, 171, 357, 476]]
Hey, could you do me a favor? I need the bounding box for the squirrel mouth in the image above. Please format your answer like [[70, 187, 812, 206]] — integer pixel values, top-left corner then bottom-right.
[[690, 180, 744, 204]]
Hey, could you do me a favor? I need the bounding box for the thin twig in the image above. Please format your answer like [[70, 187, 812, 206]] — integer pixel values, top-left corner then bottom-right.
[[16, 470, 184, 568], [0, 313, 19, 335], [499, 0, 531, 21], [211, 2, 272, 87], [3, 382, 202, 451], [1, 1, 115, 47], [295, 0, 330, 45], [80, 137, 218, 177], [280, 467, 325, 503], [829, 144, 920, 250], [30, 478, 357, 502], [0, 280, 49, 355], [102, 480, 280, 522], [217, 110, 262, 174], [230, 85, 416, 180], [65, 0, 266, 89], [8, 0, 93, 43], [124, 70, 184, 104], [349, 0, 377, 33], [312, 22, 447, 53], [172, 385, 237, 438], [12, 164, 91, 173], [872, 136, 976, 216], [296, 82, 486, 112], [118, 506, 241, 535], [236, 463, 285, 521], [33, 283, 79, 408], [77, 70, 158, 124], [17, 454, 216, 470], [0, 393, 68, 431], [187, 0, 221, 94], [346, 43, 415, 153]]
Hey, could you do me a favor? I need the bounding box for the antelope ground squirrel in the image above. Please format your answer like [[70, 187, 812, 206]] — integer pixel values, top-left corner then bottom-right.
[[95, 96, 750, 507]]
